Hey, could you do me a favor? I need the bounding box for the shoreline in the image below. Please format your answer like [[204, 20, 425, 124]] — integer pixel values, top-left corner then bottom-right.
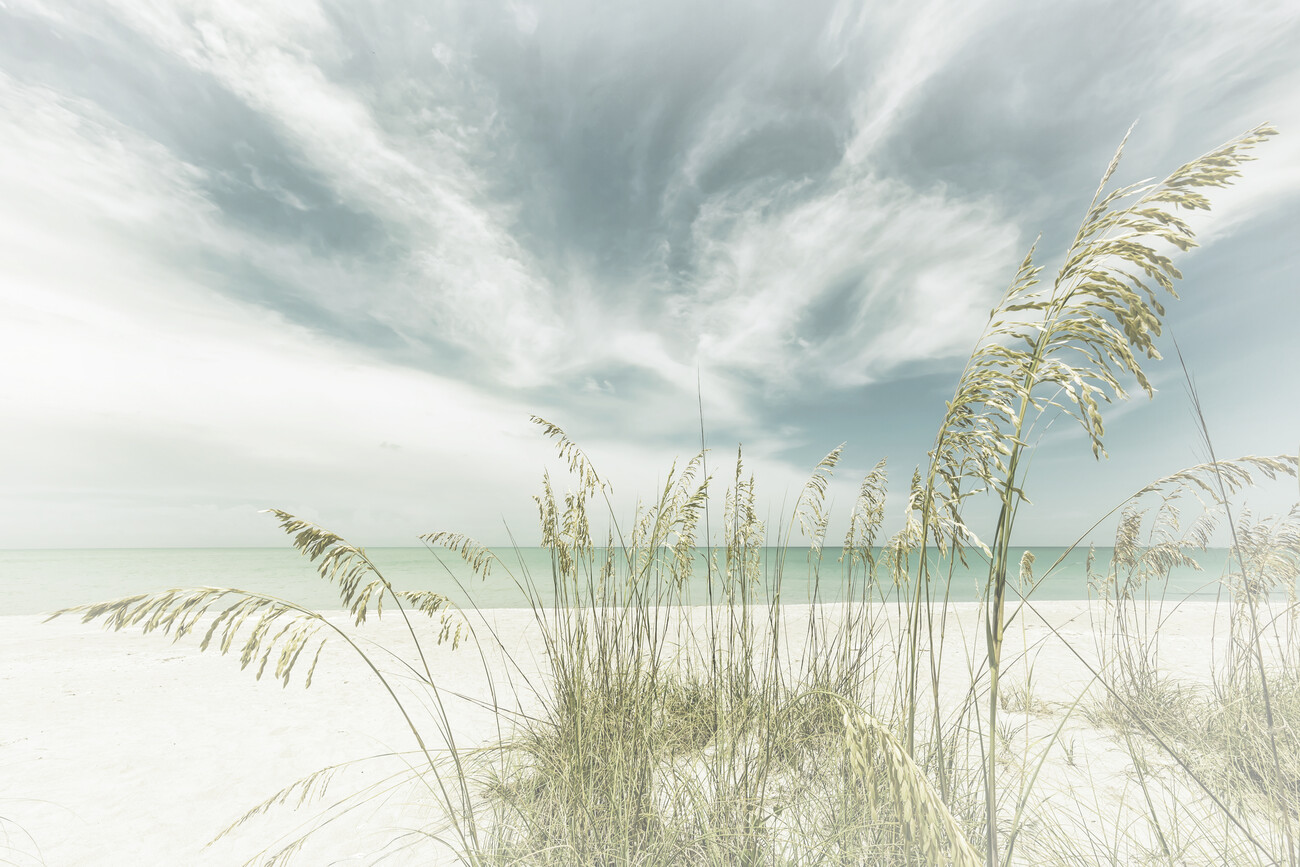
[[0, 545, 1240, 617]]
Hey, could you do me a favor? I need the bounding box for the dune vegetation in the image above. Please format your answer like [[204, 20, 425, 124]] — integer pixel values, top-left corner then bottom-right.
[[53, 123, 1300, 866]]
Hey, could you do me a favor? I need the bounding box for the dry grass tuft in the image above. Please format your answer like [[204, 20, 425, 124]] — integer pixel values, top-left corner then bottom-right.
[[843, 707, 982, 867]]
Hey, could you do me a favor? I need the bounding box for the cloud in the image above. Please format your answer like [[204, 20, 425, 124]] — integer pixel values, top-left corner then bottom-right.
[[18, 0, 1287, 401], [834, 0, 993, 166], [681, 172, 1021, 388], [1, 0, 1296, 545], [0, 59, 544, 544], [56, 0, 564, 383], [0, 62, 831, 546]]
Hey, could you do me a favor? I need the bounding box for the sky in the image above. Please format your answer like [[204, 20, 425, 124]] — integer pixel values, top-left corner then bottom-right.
[[1, 0, 1297, 549]]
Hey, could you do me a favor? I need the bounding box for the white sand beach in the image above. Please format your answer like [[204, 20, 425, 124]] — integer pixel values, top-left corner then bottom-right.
[[1, 609, 545, 866], [0, 601, 1263, 865]]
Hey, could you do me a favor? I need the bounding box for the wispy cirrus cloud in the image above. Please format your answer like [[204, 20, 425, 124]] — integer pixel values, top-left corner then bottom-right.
[[1, 0, 1296, 545], [89, 0, 567, 383], [681, 174, 1020, 388]]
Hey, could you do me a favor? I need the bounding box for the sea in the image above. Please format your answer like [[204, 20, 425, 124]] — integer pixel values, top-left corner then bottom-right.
[[0, 546, 1245, 617]]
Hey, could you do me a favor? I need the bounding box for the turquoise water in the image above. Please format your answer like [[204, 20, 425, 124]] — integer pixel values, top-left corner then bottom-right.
[[0, 546, 1242, 616]]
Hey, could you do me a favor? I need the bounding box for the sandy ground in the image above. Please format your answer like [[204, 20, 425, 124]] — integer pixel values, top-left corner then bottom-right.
[[0, 599, 1254, 866], [0, 608, 550, 866]]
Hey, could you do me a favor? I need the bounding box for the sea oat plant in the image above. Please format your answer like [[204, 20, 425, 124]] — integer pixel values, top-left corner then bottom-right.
[[893, 122, 1278, 866], [46, 122, 1297, 867]]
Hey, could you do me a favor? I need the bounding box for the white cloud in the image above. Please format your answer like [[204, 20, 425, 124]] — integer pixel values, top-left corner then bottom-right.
[[0, 62, 534, 545], [85, 0, 567, 383], [642, 0, 1023, 392], [0, 70, 213, 250], [834, 0, 992, 166], [0, 217, 556, 546], [0, 0, 1043, 401], [0, 62, 823, 547], [682, 172, 1021, 388], [1145, 1, 1300, 245], [2, 0, 1296, 549]]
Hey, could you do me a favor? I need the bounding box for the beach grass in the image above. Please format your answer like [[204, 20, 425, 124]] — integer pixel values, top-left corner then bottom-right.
[[47, 122, 1300, 865]]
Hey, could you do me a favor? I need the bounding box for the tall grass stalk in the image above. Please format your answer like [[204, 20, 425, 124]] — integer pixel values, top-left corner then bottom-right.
[[1178, 346, 1298, 866], [900, 122, 1277, 866]]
